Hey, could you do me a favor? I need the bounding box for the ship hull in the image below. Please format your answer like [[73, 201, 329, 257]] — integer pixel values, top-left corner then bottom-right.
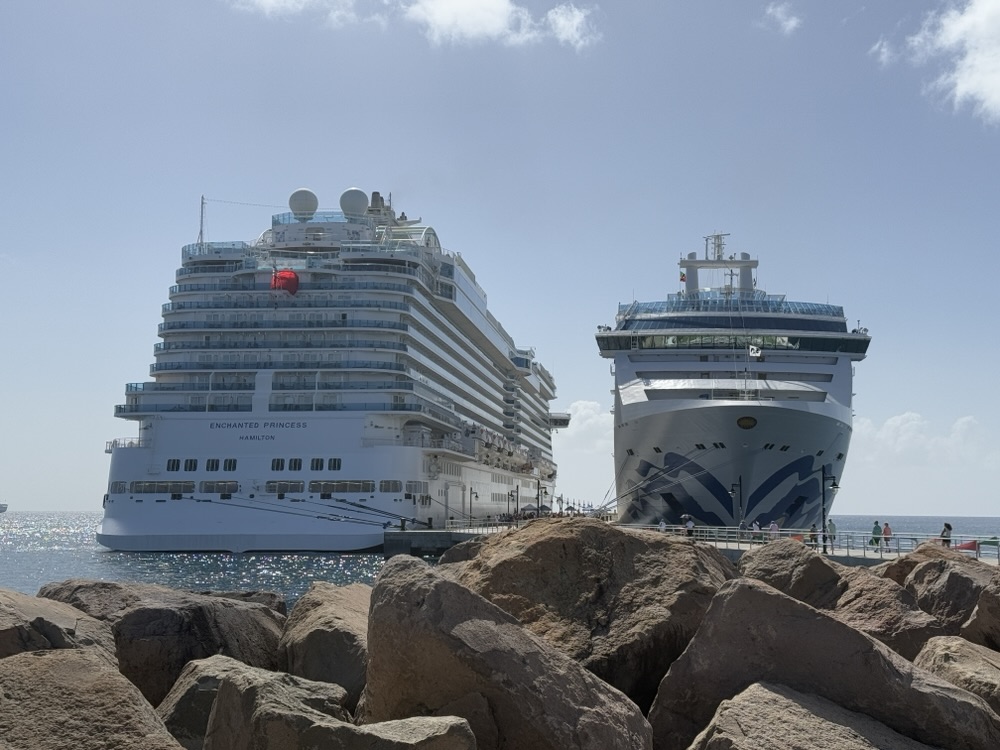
[[614, 399, 851, 530]]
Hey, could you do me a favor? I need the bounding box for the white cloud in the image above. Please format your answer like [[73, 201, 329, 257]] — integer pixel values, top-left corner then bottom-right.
[[869, 35, 895, 67], [551, 400, 615, 508], [762, 2, 802, 36], [229, 0, 600, 49], [906, 0, 1000, 123]]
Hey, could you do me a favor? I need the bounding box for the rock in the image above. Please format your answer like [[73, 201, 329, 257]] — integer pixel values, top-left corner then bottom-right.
[[688, 681, 940, 749], [738, 540, 946, 659], [37, 579, 285, 706], [193, 591, 287, 616], [962, 569, 1000, 650], [438, 516, 737, 712], [904, 558, 994, 634], [202, 659, 473, 750], [874, 542, 980, 586], [0, 587, 117, 667], [0, 648, 183, 749], [277, 582, 370, 712], [159, 655, 349, 750], [914, 636, 1000, 715], [360, 555, 653, 750], [646, 578, 1000, 750]]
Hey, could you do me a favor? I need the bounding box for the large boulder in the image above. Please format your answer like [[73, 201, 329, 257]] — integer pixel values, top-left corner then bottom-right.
[[962, 569, 1000, 650], [37, 579, 285, 706], [360, 555, 653, 750], [437, 516, 737, 712], [914, 636, 1000, 716], [688, 681, 939, 749], [874, 542, 982, 586], [156, 654, 349, 750], [0, 587, 117, 667], [202, 658, 474, 750], [904, 558, 994, 633], [646, 578, 1000, 750], [738, 539, 946, 659], [0, 648, 183, 749], [277, 581, 370, 712]]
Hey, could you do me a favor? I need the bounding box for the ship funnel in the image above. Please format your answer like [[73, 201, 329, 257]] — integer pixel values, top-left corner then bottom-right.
[[739, 252, 753, 290], [684, 252, 699, 292]]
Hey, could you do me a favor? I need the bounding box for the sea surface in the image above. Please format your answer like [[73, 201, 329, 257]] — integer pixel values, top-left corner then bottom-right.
[[2, 511, 998, 605]]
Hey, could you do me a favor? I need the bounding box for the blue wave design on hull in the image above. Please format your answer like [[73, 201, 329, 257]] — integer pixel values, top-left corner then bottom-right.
[[618, 453, 834, 529]]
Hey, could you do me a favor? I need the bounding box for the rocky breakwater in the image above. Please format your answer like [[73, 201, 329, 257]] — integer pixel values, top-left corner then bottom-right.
[[0, 521, 997, 748]]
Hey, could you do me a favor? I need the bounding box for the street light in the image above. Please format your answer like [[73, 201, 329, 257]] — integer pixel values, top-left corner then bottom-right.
[[820, 467, 839, 555], [508, 486, 519, 516], [729, 475, 743, 527]]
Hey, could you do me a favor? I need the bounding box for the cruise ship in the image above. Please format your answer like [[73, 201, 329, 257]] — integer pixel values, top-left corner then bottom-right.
[[98, 188, 569, 552], [596, 233, 870, 530]]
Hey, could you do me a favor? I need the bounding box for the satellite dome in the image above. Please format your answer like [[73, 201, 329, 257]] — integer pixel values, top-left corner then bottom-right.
[[288, 189, 318, 221], [340, 188, 369, 217]]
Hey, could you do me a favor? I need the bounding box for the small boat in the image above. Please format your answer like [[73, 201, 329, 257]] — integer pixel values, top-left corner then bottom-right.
[[0, 503, 7, 513]]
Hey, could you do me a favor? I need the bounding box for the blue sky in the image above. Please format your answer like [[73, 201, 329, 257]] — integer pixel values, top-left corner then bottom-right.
[[2, 1, 999, 518]]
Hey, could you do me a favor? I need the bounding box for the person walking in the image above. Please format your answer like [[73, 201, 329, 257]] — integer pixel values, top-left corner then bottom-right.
[[882, 522, 893, 551], [941, 522, 952, 547], [808, 523, 818, 547], [871, 520, 882, 549], [768, 519, 779, 541], [826, 518, 837, 549]]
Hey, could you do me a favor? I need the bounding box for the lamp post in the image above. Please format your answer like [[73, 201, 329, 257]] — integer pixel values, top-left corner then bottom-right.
[[729, 475, 743, 527], [508, 486, 519, 516], [820, 467, 839, 555]]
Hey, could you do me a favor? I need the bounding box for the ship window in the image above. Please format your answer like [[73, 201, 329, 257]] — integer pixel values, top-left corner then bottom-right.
[[405, 480, 428, 494], [816, 450, 824, 456], [694, 443, 706, 450], [129, 481, 195, 493], [223, 458, 238, 471], [310, 458, 324, 471], [201, 480, 238, 493], [328, 458, 342, 471], [266, 480, 305, 493], [626, 449, 634, 456], [380, 480, 403, 492], [308, 480, 375, 493], [272, 458, 285, 471], [713, 442, 726, 449], [836, 453, 844, 460], [780, 445, 790, 452], [184, 459, 198, 471], [653, 447, 662, 453], [206, 459, 220, 471], [289, 458, 303, 471], [166, 459, 180, 472], [109, 481, 127, 494]]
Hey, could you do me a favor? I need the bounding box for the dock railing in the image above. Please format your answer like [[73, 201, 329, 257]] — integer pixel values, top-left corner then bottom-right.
[[441, 517, 1000, 564]]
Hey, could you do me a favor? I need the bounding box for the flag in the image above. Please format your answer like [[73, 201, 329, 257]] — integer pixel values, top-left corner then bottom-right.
[[680, 272, 687, 282], [749, 345, 761, 358]]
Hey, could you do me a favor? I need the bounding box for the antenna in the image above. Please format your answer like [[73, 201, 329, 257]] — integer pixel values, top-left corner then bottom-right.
[[197, 196, 206, 246]]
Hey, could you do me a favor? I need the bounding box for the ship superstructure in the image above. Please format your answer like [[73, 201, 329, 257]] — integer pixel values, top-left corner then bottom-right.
[[98, 188, 569, 552], [596, 233, 870, 529]]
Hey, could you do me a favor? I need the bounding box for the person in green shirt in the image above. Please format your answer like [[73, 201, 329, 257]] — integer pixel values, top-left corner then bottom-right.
[[871, 520, 882, 548]]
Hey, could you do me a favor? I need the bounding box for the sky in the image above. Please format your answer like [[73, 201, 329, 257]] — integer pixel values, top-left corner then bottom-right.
[[2, 1, 999, 519]]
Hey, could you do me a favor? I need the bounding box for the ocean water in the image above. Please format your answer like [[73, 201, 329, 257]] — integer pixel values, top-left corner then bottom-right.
[[0, 512, 385, 606], [2, 511, 998, 605]]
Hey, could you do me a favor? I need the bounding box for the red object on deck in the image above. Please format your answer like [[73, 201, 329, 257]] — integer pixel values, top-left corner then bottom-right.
[[271, 269, 299, 295]]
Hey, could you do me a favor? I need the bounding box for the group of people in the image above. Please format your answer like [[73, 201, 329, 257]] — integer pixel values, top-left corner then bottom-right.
[[870, 520, 893, 549]]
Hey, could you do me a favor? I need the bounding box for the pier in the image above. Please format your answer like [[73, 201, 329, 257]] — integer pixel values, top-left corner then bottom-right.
[[384, 519, 1000, 566]]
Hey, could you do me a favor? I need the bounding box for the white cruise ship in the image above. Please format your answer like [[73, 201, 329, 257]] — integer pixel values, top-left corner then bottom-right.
[[98, 188, 569, 552], [596, 233, 870, 530]]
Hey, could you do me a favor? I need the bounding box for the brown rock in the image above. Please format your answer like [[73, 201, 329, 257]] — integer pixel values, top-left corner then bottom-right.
[[689, 682, 940, 749], [159, 655, 348, 750], [438, 516, 737, 712], [360, 555, 653, 750], [646, 578, 1000, 750], [738, 539, 947, 659], [193, 591, 287, 616], [874, 541, 981, 586], [914, 636, 1000, 715], [38, 579, 285, 706], [0, 648, 183, 749], [202, 660, 472, 750], [904, 558, 994, 633], [277, 581, 370, 712], [0, 587, 117, 667], [962, 569, 1000, 650]]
